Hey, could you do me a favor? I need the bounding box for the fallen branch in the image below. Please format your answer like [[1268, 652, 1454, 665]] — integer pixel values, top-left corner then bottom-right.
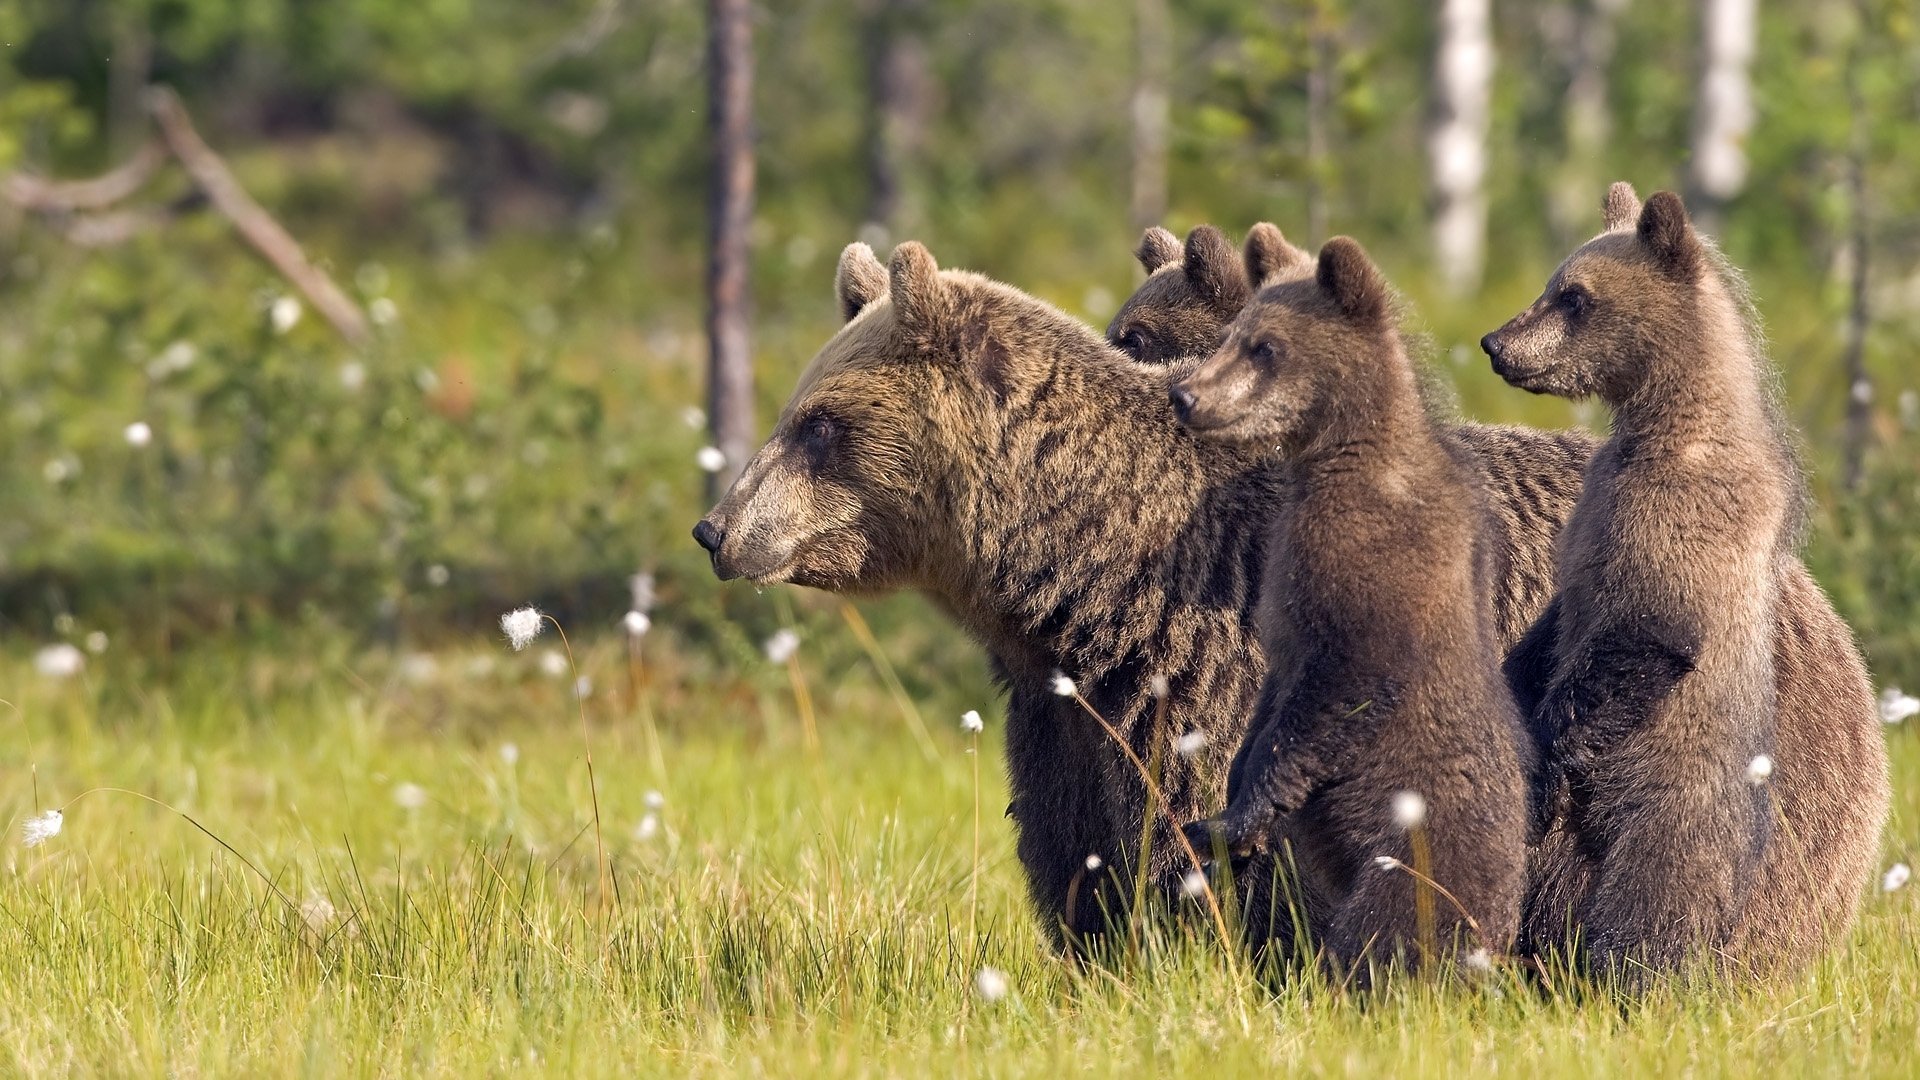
[[144, 86, 371, 346], [1, 139, 167, 213]]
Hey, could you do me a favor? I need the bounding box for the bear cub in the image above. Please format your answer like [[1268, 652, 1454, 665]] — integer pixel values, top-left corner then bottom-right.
[[1176, 236, 1531, 977]]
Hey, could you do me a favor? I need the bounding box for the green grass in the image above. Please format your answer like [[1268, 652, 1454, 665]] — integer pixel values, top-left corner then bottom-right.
[[3, 623, 1917, 1078]]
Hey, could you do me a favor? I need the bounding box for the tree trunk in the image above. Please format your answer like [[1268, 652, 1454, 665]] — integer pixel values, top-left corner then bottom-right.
[[1427, 0, 1494, 295], [706, 0, 756, 497], [1304, 5, 1334, 244], [864, 0, 931, 235], [1129, 0, 1171, 235], [1687, 0, 1757, 233], [1551, 0, 1628, 245], [1841, 20, 1871, 492]]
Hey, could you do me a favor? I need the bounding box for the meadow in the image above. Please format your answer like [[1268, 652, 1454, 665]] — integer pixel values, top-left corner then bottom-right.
[[4, 613, 1917, 1077]]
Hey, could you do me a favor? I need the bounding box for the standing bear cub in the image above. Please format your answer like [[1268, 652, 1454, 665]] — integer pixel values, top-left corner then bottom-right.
[[1485, 184, 1891, 980], [1176, 237, 1532, 977]]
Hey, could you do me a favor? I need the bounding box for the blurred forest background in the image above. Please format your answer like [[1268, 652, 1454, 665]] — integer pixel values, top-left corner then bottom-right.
[[1, 0, 1917, 685]]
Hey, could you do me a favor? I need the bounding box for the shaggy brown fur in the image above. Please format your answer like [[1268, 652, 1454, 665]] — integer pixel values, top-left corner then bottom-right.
[[1113, 222, 1594, 650], [1176, 239, 1531, 975], [1484, 185, 1890, 980], [695, 241, 1290, 945]]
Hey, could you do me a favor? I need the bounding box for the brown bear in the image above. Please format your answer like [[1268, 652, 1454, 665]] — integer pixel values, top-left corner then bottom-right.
[[696, 240, 1292, 947], [1110, 221, 1594, 651], [1482, 184, 1891, 981], [1176, 238, 1531, 978]]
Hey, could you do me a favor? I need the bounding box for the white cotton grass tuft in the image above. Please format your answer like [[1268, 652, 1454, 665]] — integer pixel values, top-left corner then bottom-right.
[[1180, 869, 1208, 898], [339, 361, 367, 392], [764, 628, 800, 664], [634, 814, 661, 842], [961, 709, 984, 734], [500, 607, 544, 651], [1463, 947, 1493, 974], [1149, 675, 1170, 700], [1390, 790, 1427, 830], [499, 742, 520, 767], [84, 631, 109, 654], [369, 297, 400, 326], [681, 406, 707, 431], [573, 675, 593, 699], [300, 895, 339, 934], [972, 966, 1009, 1003], [1879, 687, 1920, 726], [21, 809, 63, 848], [538, 650, 569, 678], [623, 610, 652, 638], [696, 446, 727, 473], [270, 295, 303, 334], [1049, 672, 1077, 697], [1884, 862, 1911, 893], [644, 790, 666, 811], [1175, 730, 1207, 758], [1745, 754, 1774, 786], [425, 564, 450, 588], [34, 643, 84, 679], [124, 421, 153, 448], [392, 782, 428, 810], [1084, 854, 1102, 871], [1373, 855, 1402, 872]]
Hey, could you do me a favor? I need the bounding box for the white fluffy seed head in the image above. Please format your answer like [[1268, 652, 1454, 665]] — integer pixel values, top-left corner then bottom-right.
[[1463, 947, 1493, 973], [696, 446, 726, 473], [33, 643, 84, 679], [1745, 754, 1774, 785], [1175, 731, 1207, 758], [1373, 855, 1401, 872], [1180, 870, 1208, 898], [1049, 672, 1077, 697], [634, 813, 660, 842], [1390, 790, 1428, 830], [270, 295, 303, 334], [1085, 854, 1102, 871], [84, 631, 108, 654], [1149, 675, 1170, 700], [392, 783, 427, 810], [764, 628, 800, 664], [960, 709, 984, 734], [21, 809, 63, 848], [426, 564, 450, 588], [499, 742, 520, 766], [972, 966, 1009, 1003], [124, 421, 153, 447], [1879, 687, 1920, 726], [1884, 863, 1911, 892], [623, 610, 652, 637], [538, 650, 569, 678], [500, 607, 544, 651]]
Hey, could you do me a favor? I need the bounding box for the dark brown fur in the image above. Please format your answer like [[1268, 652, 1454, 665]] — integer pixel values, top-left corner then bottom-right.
[[1176, 239, 1531, 976], [1484, 185, 1890, 980], [1106, 225, 1254, 365], [696, 241, 1289, 945]]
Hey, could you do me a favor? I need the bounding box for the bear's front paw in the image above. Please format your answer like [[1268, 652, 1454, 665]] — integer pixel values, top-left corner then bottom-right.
[[1181, 808, 1271, 863]]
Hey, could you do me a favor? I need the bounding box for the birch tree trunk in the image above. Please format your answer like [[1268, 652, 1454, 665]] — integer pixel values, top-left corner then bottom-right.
[[1304, 5, 1334, 243], [1129, 0, 1171, 235], [1687, 0, 1757, 232], [1551, 0, 1628, 244], [707, 0, 756, 496], [865, 0, 930, 234], [1841, 21, 1872, 491], [1428, 0, 1494, 295]]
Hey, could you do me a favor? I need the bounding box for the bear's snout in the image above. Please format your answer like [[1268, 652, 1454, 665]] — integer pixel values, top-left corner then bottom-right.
[[1169, 383, 1198, 423]]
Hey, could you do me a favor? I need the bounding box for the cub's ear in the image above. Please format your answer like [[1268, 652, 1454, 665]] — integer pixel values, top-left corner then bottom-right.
[[835, 242, 890, 322], [1242, 222, 1316, 288], [1135, 227, 1181, 273], [1315, 236, 1389, 325], [1602, 181, 1642, 233], [888, 241, 947, 330], [1636, 191, 1702, 281], [1184, 225, 1251, 308]]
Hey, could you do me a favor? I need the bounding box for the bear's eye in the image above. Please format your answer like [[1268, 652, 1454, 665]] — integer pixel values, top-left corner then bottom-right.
[[1556, 286, 1592, 318], [800, 414, 839, 460], [1249, 339, 1283, 366], [1116, 328, 1149, 357]]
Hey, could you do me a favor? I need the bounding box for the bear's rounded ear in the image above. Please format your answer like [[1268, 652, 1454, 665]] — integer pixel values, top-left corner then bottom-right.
[[1602, 181, 1642, 233], [1183, 225, 1250, 308], [1315, 237, 1389, 325], [1135, 226, 1181, 273], [835, 242, 890, 322], [1636, 191, 1702, 281], [888, 241, 946, 330], [1242, 222, 1316, 288]]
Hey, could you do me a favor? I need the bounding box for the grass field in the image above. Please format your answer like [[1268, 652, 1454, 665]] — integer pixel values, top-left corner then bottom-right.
[[3, 620, 1917, 1078]]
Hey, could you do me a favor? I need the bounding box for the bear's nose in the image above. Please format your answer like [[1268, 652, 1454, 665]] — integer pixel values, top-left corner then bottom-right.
[[1479, 332, 1505, 360], [692, 519, 725, 554], [1169, 384, 1197, 422]]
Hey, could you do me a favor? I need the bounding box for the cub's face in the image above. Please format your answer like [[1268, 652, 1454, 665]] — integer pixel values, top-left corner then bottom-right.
[[1168, 236, 1391, 454], [1106, 225, 1248, 364], [1481, 185, 1705, 404]]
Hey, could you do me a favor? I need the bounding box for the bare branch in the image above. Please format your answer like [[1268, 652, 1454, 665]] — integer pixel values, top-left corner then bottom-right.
[[2, 140, 167, 213], [144, 86, 371, 347]]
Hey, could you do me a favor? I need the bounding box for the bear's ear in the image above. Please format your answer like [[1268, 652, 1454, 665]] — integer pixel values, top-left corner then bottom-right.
[[1135, 227, 1181, 273], [1636, 191, 1702, 281], [1242, 222, 1316, 288], [1183, 225, 1250, 308], [1315, 237, 1389, 325], [1602, 181, 1642, 233], [888, 241, 947, 330], [835, 242, 890, 322]]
